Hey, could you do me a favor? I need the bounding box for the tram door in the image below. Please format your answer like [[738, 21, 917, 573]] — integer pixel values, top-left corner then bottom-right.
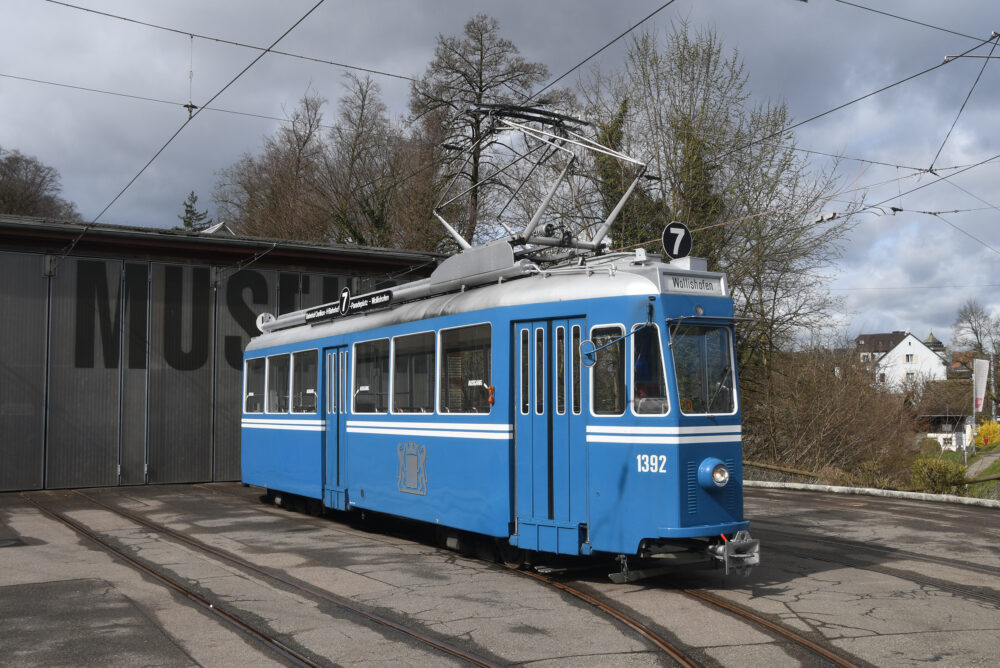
[[514, 318, 587, 553], [323, 346, 349, 510]]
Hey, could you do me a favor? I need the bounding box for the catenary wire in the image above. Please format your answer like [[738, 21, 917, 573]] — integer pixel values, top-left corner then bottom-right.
[[832, 0, 981, 42], [715, 34, 997, 163], [92, 1, 326, 222], [44, 0, 415, 84], [56, 0, 326, 265], [0, 71, 339, 130], [928, 34, 999, 171], [528, 0, 679, 103]]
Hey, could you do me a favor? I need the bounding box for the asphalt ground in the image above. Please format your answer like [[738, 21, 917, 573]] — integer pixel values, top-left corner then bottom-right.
[[1, 483, 998, 666]]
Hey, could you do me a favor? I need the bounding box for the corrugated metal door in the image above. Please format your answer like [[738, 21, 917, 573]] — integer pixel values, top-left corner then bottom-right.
[[0, 252, 48, 491], [46, 258, 120, 488], [148, 263, 214, 483]]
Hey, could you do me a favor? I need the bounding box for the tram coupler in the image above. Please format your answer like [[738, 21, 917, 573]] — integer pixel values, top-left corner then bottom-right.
[[709, 530, 760, 575]]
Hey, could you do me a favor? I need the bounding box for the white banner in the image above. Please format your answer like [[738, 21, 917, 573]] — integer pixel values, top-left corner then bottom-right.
[[973, 358, 989, 412]]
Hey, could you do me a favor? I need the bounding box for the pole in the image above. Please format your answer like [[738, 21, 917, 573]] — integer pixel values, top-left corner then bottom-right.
[[992, 352, 996, 421]]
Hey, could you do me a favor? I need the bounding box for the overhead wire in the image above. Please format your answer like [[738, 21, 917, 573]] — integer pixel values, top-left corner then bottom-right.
[[928, 33, 999, 172], [92, 0, 326, 222], [528, 0, 679, 103], [0, 71, 339, 129], [56, 0, 327, 263], [44, 0, 415, 84], [716, 33, 997, 163], [831, 0, 981, 42]]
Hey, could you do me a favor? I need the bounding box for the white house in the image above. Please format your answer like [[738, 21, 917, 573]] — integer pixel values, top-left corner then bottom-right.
[[874, 333, 948, 390]]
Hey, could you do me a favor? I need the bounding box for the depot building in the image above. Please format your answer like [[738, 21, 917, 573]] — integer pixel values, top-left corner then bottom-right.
[[0, 214, 437, 491]]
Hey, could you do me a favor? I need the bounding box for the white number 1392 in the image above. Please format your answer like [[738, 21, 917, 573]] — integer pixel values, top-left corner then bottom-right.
[[636, 454, 667, 473]]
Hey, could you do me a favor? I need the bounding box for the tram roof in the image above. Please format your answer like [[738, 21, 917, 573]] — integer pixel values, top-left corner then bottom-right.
[[247, 254, 730, 351]]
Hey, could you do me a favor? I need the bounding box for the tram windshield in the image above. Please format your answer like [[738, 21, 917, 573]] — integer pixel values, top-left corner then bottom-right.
[[632, 325, 668, 414], [671, 324, 736, 414]]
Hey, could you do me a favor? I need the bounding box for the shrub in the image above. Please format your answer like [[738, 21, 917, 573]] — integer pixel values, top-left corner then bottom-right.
[[917, 438, 941, 456], [975, 420, 1000, 452], [910, 457, 967, 495]]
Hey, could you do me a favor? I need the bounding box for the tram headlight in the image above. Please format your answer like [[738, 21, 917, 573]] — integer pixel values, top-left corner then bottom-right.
[[698, 457, 730, 489]]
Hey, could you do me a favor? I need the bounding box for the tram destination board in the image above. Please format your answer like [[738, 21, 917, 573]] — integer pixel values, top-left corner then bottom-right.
[[304, 287, 393, 324]]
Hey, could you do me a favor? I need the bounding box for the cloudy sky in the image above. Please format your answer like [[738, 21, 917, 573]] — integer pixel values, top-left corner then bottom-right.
[[4, 0, 999, 344]]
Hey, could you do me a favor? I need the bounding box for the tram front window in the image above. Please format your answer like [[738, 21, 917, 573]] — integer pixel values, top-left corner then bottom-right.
[[671, 325, 735, 414], [632, 325, 668, 414]]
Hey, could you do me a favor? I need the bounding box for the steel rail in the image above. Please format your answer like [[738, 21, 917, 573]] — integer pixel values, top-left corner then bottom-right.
[[74, 490, 499, 668], [20, 492, 320, 668], [516, 569, 700, 667], [681, 589, 862, 668]]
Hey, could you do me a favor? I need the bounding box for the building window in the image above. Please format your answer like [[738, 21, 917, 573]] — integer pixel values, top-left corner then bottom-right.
[[905, 354, 914, 363]]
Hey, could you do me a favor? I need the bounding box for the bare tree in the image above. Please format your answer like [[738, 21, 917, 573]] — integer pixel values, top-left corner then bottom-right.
[[580, 22, 853, 376], [0, 147, 81, 220], [314, 75, 444, 250], [214, 95, 326, 241], [409, 14, 550, 244], [952, 298, 999, 354], [951, 298, 1000, 415], [214, 85, 445, 252]]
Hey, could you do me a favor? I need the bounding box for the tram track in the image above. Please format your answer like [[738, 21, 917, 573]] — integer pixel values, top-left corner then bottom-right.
[[517, 567, 863, 668], [22, 490, 500, 668], [20, 491, 320, 668]]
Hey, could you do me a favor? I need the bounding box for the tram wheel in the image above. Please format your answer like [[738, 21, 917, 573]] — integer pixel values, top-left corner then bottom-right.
[[497, 540, 526, 569]]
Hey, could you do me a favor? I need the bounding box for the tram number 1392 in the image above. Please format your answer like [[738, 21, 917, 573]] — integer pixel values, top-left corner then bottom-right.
[[636, 454, 668, 473]]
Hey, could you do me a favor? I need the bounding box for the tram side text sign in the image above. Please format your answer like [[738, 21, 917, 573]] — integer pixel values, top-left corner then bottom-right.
[[304, 288, 393, 324]]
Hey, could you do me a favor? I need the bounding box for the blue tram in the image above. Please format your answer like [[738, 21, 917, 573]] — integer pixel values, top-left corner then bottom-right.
[[240, 105, 759, 576]]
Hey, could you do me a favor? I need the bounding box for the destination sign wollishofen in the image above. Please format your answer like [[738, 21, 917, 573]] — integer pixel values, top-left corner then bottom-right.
[[304, 289, 393, 323], [662, 274, 722, 295]]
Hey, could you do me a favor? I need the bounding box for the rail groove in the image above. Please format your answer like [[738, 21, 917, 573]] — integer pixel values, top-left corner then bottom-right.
[[681, 588, 862, 668], [517, 569, 700, 667], [21, 492, 320, 668], [34, 490, 500, 668]]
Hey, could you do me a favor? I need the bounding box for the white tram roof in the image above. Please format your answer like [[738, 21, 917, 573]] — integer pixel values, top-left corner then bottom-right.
[[247, 251, 728, 352]]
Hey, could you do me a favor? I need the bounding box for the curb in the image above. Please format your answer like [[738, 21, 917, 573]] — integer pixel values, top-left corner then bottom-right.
[[745, 480, 1000, 509]]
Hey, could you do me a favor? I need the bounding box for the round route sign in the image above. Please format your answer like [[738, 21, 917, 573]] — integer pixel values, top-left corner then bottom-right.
[[661, 221, 692, 260]]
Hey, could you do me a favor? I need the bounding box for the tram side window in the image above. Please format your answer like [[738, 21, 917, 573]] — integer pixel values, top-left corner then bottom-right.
[[633, 325, 668, 414], [393, 332, 435, 413], [592, 326, 625, 415], [266, 354, 290, 413], [291, 350, 318, 413], [354, 339, 389, 413], [672, 325, 735, 414], [440, 324, 491, 413], [245, 358, 265, 413]]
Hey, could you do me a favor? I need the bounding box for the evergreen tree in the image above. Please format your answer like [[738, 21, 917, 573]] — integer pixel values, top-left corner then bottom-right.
[[178, 191, 211, 230]]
